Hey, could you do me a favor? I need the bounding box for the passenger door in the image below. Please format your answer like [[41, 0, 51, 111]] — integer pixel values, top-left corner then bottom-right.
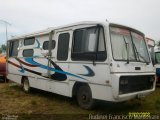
[[48, 31, 71, 95], [52, 32, 70, 81]]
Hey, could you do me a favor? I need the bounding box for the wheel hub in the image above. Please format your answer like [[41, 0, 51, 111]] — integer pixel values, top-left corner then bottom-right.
[[81, 93, 90, 103]]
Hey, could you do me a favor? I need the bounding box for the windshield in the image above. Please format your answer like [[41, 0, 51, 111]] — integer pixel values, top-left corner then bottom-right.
[[155, 52, 160, 64], [110, 27, 136, 61], [110, 26, 150, 63]]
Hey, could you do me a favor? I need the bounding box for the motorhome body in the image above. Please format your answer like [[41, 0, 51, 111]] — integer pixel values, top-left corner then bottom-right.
[[146, 37, 160, 84], [154, 46, 160, 83], [7, 21, 156, 109]]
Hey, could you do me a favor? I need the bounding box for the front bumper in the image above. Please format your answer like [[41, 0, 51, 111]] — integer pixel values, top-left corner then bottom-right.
[[119, 75, 154, 95], [115, 89, 155, 102], [111, 73, 156, 102]]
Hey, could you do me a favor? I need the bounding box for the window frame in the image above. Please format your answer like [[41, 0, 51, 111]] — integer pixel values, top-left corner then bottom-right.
[[9, 40, 19, 57], [155, 52, 160, 64], [71, 25, 107, 61], [24, 37, 35, 46], [23, 49, 34, 57], [57, 33, 70, 61], [43, 40, 56, 50]]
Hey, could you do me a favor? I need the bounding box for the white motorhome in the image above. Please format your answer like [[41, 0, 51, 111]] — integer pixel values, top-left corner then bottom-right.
[[147, 37, 160, 84], [153, 46, 160, 84], [146, 38, 155, 64], [7, 21, 155, 109]]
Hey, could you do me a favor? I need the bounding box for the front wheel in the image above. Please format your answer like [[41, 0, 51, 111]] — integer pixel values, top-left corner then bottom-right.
[[76, 85, 95, 109], [22, 78, 31, 93]]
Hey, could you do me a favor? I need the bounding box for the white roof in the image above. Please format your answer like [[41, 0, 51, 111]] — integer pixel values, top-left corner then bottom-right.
[[8, 21, 144, 40], [8, 21, 105, 40]]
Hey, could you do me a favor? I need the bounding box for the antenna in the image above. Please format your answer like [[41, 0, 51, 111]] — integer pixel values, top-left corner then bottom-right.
[[0, 19, 11, 41]]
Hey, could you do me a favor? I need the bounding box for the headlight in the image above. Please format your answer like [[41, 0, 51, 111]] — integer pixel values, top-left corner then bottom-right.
[[150, 76, 155, 82], [120, 78, 128, 85]]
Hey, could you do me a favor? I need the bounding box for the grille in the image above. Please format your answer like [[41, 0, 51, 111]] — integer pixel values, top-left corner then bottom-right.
[[119, 75, 154, 95]]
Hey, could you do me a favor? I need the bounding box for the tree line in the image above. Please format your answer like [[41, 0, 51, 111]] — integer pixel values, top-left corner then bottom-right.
[[0, 44, 6, 54]]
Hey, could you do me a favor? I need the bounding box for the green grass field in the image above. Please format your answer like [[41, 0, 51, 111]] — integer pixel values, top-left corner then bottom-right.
[[0, 82, 160, 120]]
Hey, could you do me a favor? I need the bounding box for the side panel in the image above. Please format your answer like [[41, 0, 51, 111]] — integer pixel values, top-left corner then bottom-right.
[[69, 63, 112, 100], [7, 35, 51, 89]]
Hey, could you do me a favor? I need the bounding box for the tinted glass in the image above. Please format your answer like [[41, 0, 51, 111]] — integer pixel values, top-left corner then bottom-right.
[[9, 40, 19, 57], [24, 38, 35, 46], [57, 33, 70, 60], [23, 49, 34, 57], [72, 26, 106, 61], [43, 40, 56, 50]]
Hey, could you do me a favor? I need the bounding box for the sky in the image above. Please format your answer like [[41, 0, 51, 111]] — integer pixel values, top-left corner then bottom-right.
[[0, 0, 160, 45]]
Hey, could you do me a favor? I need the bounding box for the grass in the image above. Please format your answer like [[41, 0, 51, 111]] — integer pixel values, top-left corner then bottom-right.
[[0, 82, 160, 120]]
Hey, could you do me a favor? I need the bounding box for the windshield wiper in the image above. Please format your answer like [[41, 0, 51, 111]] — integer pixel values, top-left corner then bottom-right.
[[123, 36, 129, 64], [132, 42, 140, 61]]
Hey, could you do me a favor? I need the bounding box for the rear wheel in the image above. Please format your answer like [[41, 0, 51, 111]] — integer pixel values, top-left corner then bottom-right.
[[22, 78, 31, 93], [76, 85, 95, 109]]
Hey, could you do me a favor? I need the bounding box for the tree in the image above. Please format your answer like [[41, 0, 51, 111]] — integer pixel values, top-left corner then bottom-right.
[[0, 44, 6, 53], [1, 44, 6, 52]]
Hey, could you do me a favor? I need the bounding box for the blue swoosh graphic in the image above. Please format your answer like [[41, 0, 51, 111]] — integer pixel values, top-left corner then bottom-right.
[[19, 65, 25, 73], [24, 58, 86, 80], [18, 60, 25, 73], [35, 39, 40, 48], [79, 65, 95, 77]]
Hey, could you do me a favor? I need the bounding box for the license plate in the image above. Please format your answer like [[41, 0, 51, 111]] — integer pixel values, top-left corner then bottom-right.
[[137, 94, 145, 99]]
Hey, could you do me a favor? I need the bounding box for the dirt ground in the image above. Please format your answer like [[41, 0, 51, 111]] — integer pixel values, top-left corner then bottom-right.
[[0, 82, 160, 120]]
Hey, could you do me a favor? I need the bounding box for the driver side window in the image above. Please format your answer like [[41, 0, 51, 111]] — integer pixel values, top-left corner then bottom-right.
[[71, 26, 107, 61]]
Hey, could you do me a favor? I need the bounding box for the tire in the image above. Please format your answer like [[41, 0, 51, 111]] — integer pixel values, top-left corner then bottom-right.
[[22, 78, 31, 93], [76, 85, 95, 109]]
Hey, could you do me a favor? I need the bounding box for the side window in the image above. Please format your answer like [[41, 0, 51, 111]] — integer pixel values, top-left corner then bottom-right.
[[23, 49, 34, 57], [24, 37, 35, 46], [57, 33, 70, 61], [72, 26, 106, 61], [9, 40, 19, 57], [73, 28, 97, 53], [43, 40, 56, 50]]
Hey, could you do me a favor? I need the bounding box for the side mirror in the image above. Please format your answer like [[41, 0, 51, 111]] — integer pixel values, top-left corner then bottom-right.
[[151, 52, 156, 65]]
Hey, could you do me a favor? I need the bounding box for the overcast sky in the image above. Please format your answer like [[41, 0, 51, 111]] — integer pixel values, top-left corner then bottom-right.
[[0, 0, 160, 44]]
